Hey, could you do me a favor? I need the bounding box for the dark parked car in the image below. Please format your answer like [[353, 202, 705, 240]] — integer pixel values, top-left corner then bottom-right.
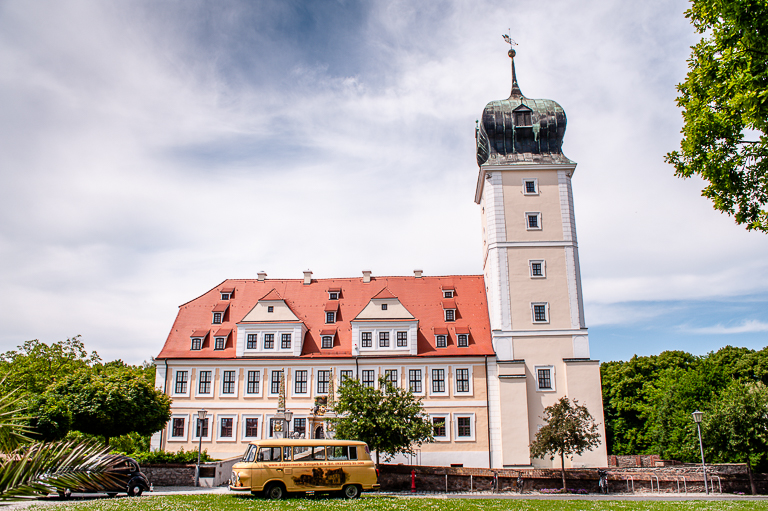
[[57, 455, 150, 498]]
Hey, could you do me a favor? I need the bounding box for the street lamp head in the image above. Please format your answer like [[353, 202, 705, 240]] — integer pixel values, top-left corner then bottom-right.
[[284, 409, 293, 422], [692, 410, 703, 424], [198, 409, 208, 420]]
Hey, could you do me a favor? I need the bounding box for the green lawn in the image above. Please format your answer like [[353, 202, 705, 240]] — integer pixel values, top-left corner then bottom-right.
[[22, 495, 768, 511]]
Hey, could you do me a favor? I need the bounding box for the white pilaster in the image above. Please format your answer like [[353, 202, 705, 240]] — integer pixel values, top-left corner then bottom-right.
[[486, 358, 504, 468], [482, 171, 512, 331]]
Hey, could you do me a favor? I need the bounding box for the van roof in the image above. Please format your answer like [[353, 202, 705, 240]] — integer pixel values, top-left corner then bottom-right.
[[247, 439, 368, 447]]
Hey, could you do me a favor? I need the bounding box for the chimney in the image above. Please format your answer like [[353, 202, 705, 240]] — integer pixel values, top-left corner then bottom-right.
[[414, 269, 423, 278], [257, 271, 267, 282], [303, 270, 312, 285], [362, 270, 372, 283]]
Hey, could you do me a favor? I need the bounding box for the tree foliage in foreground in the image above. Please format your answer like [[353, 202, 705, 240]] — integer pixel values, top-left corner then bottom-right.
[[0, 387, 119, 501], [333, 377, 433, 464], [666, 0, 768, 231], [529, 397, 601, 490]]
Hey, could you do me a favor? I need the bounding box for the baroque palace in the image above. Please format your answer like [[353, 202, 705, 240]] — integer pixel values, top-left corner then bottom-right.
[[151, 47, 608, 469]]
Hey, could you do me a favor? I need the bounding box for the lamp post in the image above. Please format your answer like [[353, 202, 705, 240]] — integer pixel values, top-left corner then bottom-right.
[[195, 409, 208, 487], [284, 409, 293, 439], [692, 410, 708, 494]]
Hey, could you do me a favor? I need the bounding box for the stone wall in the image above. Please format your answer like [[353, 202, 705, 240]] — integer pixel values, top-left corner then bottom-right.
[[378, 463, 768, 494], [141, 464, 196, 487]]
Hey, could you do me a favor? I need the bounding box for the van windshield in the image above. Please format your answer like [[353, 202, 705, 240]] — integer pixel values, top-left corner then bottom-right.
[[243, 444, 258, 462]]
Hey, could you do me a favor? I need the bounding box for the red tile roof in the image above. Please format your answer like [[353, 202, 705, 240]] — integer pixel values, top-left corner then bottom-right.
[[212, 303, 229, 313], [320, 328, 337, 335], [433, 327, 449, 335], [157, 275, 493, 360], [454, 326, 470, 334], [441, 299, 457, 309], [214, 328, 231, 337], [324, 302, 339, 312], [371, 288, 396, 299], [220, 286, 235, 293], [260, 289, 282, 301]]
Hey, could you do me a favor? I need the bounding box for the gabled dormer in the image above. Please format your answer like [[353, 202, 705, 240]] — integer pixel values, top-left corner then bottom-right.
[[351, 287, 418, 356], [235, 289, 306, 357]]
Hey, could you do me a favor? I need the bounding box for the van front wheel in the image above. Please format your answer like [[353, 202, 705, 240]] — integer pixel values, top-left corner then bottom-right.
[[264, 483, 286, 500], [342, 484, 361, 499]]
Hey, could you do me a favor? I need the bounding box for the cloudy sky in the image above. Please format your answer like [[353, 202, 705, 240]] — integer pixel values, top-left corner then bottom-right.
[[1, 0, 767, 365]]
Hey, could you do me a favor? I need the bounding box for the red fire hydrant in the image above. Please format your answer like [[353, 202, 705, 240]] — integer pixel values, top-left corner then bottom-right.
[[411, 469, 416, 493]]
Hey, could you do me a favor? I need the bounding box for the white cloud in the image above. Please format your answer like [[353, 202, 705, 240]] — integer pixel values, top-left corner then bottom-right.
[[683, 320, 768, 335]]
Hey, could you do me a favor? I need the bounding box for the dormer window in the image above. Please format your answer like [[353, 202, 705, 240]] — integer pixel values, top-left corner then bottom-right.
[[220, 287, 234, 300], [514, 107, 532, 126], [329, 292, 338, 300], [381, 303, 388, 311], [191, 337, 203, 350], [443, 290, 454, 299], [445, 309, 455, 322], [212, 312, 222, 324], [220, 293, 230, 301], [457, 334, 468, 347], [268, 306, 274, 313], [214, 337, 225, 350], [321, 336, 333, 349], [436, 335, 447, 348], [212, 303, 228, 324], [326, 311, 336, 324]]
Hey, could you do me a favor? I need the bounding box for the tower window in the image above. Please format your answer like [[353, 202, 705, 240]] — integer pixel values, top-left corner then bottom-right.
[[532, 303, 549, 323], [530, 260, 546, 278], [536, 366, 555, 391], [523, 178, 539, 195], [526, 212, 542, 230]]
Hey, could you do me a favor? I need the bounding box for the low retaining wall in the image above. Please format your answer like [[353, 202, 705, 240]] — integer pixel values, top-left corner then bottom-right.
[[142, 457, 240, 487], [378, 464, 768, 494]]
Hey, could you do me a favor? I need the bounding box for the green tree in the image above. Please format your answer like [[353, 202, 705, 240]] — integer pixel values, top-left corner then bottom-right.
[[530, 397, 601, 490], [0, 337, 100, 395], [703, 381, 768, 494], [51, 371, 171, 445], [666, 0, 768, 231], [333, 377, 433, 465]]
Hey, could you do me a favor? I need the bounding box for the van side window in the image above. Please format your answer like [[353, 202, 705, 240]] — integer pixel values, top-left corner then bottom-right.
[[257, 446, 281, 462], [312, 446, 326, 460], [244, 445, 257, 462], [348, 446, 357, 460], [293, 446, 311, 462], [283, 446, 292, 461], [328, 446, 350, 460]]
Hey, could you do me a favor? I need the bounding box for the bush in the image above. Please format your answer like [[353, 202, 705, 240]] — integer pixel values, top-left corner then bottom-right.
[[127, 448, 217, 464]]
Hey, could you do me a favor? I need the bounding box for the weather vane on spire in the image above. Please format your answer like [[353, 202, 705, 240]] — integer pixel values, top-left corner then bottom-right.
[[502, 30, 517, 48], [503, 30, 517, 58]]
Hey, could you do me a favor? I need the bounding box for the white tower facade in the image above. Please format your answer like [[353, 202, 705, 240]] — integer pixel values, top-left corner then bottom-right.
[[476, 48, 607, 468]]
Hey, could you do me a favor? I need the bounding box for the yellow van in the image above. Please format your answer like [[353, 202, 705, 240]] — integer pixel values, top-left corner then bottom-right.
[[229, 439, 380, 499]]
